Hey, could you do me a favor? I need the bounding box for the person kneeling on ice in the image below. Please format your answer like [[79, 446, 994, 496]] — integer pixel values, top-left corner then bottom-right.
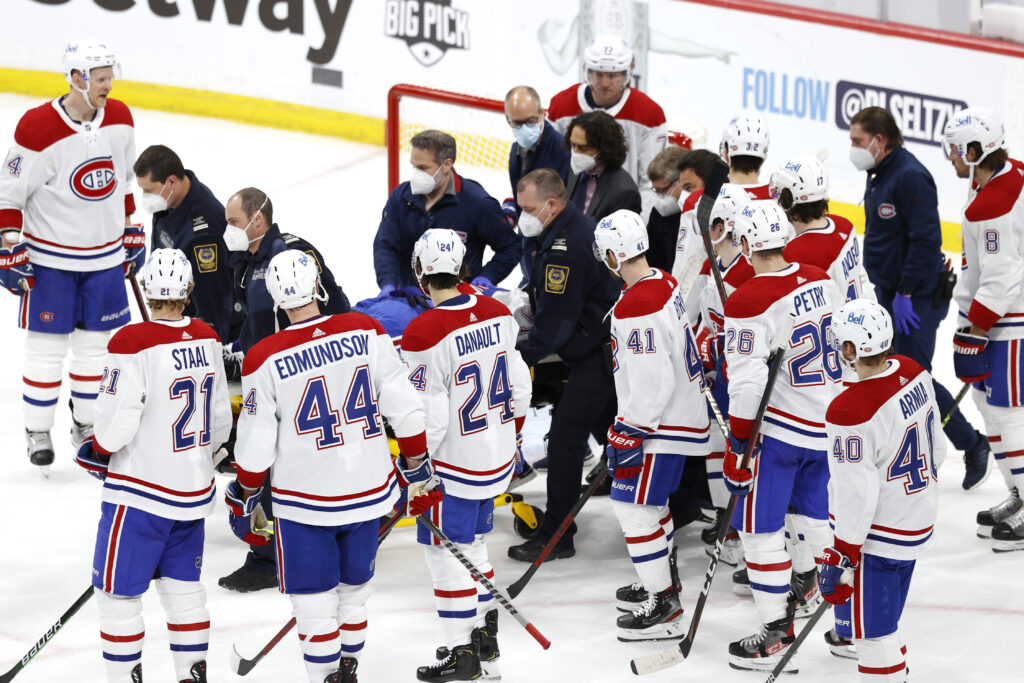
[[593, 209, 711, 642], [77, 248, 232, 683], [821, 299, 944, 681]]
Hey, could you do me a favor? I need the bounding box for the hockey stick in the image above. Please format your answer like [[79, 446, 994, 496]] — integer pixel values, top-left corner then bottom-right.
[[0, 586, 95, 683], [942, 382, 971, 427], [230, 510, 407, 675], [420, 515, 551, 650], [506, 469, 610, 599], [694, 159, 732, 309], [126, 264, 150, 323], [764, 599, 830, 682], [631, 314, 796, 675]]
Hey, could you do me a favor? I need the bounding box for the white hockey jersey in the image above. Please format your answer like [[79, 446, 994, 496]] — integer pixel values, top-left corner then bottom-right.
[[0, 98, 136, 271], [93, 318, 231, 521], [610, 269, 710, 455], [825, 356, 945, 561], [782, 215, 874, 304], [686, 252, 755, 332], [548, 84, 667, 219], [401, 294, 532, 500], [724, 263, 844, 449], [954, 158, 1024, 340], [236, 313, 426, 526]]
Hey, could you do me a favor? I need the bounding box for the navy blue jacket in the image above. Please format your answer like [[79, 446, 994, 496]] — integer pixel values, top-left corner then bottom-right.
[[508, 121, 571, 204], [374, 173, 521, 288], [862, 146, 945, 295], [517, 202, 619, 366], [233, 223, 350, 353], [149, 170, 239, 340]]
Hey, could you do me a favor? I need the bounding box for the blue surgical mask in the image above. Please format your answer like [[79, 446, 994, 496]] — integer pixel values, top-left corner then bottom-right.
[[512, 122, 543, 149]]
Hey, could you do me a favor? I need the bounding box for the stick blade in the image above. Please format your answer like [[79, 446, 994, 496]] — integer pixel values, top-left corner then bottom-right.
[[629, 642, 687, 675], [505, 578, 526, 600], [230, 645, 256, 677]]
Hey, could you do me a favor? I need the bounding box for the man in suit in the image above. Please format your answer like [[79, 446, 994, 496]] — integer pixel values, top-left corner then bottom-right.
[[564, 111, 641, 223]]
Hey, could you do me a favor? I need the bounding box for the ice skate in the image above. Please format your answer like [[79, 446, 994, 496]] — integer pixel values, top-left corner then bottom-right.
[[71, 416, 93, 452], [26, 429, 54, 474], [179, 659, 207, 682], [416, 631, 481, 682], [727, 597, 797, 672], [824, 628, 857, 659], [790, 568, 823, 618], [615, 546, 679, 611], [616, 587, 684, 642], [993, 507, 1024, 552], [705, 534, 743, 566], [476, 609, 500, 680], [324, 657, 358, 682], [977, 488, 1021, 538], [733, 566, 752, 597]]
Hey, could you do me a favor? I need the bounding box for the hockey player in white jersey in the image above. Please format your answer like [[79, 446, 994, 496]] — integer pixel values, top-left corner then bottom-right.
[[401, 229, 531, 681], [228, 250, 437, 683], [76, 248, 231, 683], [720, 114, 773, 200], [592, 210, 710, 642], [944, 108, 1024, 551], [721, 201, 844, 672], [822, 299, 944, 681], [0, 41, 142, 469]]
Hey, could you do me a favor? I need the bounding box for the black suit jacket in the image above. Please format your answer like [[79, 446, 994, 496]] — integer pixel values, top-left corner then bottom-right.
[[567, 166, 642, 223]]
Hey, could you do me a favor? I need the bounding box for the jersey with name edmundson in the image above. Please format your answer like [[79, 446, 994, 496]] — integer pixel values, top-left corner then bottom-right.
[[236, 313, 426, 526], [825, 356, 945, 560], [402, 294, 532, 500], [93, 318, 231, 520], [611, 269, 710, 455], [782, 214, 874, 304], [0, 98, 137, 271], [725, 262, 843, 449]]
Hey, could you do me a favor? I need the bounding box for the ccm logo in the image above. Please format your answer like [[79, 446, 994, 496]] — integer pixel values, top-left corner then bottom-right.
[[877, 203, 897, 219], [70, 157, 117, 201]]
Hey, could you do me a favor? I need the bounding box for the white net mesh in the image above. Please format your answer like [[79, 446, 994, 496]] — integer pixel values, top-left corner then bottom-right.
[[396, 93, 511, 173]]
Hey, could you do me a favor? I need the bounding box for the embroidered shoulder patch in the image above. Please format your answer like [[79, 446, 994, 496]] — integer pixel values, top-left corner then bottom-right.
[[545, 264, 569, 294]]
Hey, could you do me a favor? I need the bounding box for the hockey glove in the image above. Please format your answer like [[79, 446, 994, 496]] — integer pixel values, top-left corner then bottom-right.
[[398, 455, 444, 516], [122, 224, 147, 275], [818, 544, 858, 605], [724, 435, 758, 496], [694, 326, 723, 372], [606, 420, 647, 480], [75, 437, 111, 481], [0, 242, 33, 294], [501, 198, 518, 229], [222, 341, 244, 383], [891, 294, 920, 336], [512, 432, 525, 477], [225, 480, 272, 546], [470, 275, 495, 290], [953, 328, 990, 383]]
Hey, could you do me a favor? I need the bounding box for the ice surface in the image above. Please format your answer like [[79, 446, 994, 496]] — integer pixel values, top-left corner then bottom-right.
[[0, 94, 1020, 682]]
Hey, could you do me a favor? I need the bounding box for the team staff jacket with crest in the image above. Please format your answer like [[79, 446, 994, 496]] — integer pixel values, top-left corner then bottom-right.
[[516, 201, 619, 366], [954, 158, 1024, 340], [234, 313, 427, 527], [0, 97, 136, 271], [825, 355, 945, 561], [610, 269, 710, 455], [862, 146, 945, 296], [402, 294, 532, 500], [91, 317, 232, 520], [149, 170, 237, 340], [783, 214, 875, 304], [374, 173, 521, 288], [232, 223, 351, 353]]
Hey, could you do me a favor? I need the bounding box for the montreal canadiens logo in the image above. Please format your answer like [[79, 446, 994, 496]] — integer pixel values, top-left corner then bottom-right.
[[70, 157, 117, 201], [878, 203, 897, 219]]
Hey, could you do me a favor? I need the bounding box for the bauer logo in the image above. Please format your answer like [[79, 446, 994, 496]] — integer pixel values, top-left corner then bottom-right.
[[835, 80, 967, 147], [384, 0, 470, 66], [69, 157, 117, 201]]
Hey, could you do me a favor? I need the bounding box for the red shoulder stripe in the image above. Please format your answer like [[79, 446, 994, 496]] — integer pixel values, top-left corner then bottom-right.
[[725, 264, 830, 319], [826, 356, 927, 426], [614, 274, 675, 319], [14, 102, 75, 152], [547, 85, 584, 119], [108, 319, 220, 355], [616, 89, 667, 127], [243, 313, 385, 375], [402, 296, 512, 353], [965, 159, 1024, 222], [99, 99, 134, 128]]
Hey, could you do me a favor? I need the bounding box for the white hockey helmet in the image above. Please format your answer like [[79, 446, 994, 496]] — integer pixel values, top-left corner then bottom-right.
[[731, 200, 791, 252], [412, 228, 466, 281], [709, 184, 750, 244], [584, 34, 633, 82], [63, 41, 121, 93], [942, 107, 1005, 165], [720, 113, 770, 161], [593, 209, 648, 275], [266, 249, 324, 310], [829, 299, 893, 363], [769, 155, 830, 209], [143, 248, 192, 301]]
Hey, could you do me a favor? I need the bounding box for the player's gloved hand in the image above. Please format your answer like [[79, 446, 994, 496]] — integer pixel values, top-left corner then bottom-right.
[[75, 437, 111, 481], [724, 435, 758, 496], [222, 341, 244, 383], [512, 432, 525, 477], [122, 224, 147, 276], [818, 544, 857, 605], [225, 480, 272, 546], [471, 276, 495, 289], [399, 455, 444, 516], [379, 284, 396, 298], [953, 327, 990, 383], [891, 294, 920, 335], [0, 241, 34, 294], [694, 326, 723, 371], [501, 198, 518, 229], [606, 420, 647, 480]]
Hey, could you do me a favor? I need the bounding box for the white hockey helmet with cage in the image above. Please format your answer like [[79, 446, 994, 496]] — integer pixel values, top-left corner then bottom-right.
[[413, 228, 466, 280], [731, 200, 791, 252], [829, 299, 893, 363], [266, 249, 325, 310], [720, 113, 770, 161], [709, 184, 750, 244], [143, 248, 193, 301], [942, 107, 1005, 165], [63, 41, 121, 94], [769, 155, 830, 208], [593, 209, 648, 275], [584, 34, 633, 83]]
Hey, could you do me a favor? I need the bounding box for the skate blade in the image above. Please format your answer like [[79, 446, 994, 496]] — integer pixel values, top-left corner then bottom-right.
[[977, 525, 994, 539], [617, 621, 686, 643], [705, 545, 742, 567], [733, 585, 753, 598], [828, 644, 858, 660], [794, 599, 824, 619], [728, 656, 798, 674], [38, 465, 51, 479], [480, 659, 501, 680], [992, 539, 1024, 552]]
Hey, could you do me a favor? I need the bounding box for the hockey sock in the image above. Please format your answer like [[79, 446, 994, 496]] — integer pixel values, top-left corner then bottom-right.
[[660, 508, 675, 547], [739, 529, 791, 624], [336, 581, 372, 660], [788, 514, 830, 573], [22, 331, 69, 432], [68, 329, 108, 425], [706, 451, 730, 509], [290, 591, 342, 683], [975, 393, 1024, 491], [467, 534, 495, 628], [95, 590, 144, 682], [613, 501, 673, 593], [155, 578, 209, 681], [425, 543, 477, 648], [856, 632, 908, 681]]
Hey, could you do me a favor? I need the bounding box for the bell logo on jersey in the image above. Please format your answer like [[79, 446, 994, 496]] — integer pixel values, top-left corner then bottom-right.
[[69, 156, 117, 201]]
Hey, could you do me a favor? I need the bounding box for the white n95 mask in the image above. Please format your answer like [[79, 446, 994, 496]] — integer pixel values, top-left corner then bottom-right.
[[410, 166, 443, 195]]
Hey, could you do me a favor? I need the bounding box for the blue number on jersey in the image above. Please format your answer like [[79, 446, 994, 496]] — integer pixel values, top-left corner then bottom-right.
[[682, 328, 706, 388], [244, 389, 257, 415], [888, 423, 930, 494], [295, 376, 344, 449], [5, 154, 22, 177], [455, 362, 488, 434], [409, 364, 428, 391], [99, 367, 120, 395], [487, 352, 514, 423], [789, 314, 841, 385], [344, 365, 383, 438], [170, 374, 214, 451]]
